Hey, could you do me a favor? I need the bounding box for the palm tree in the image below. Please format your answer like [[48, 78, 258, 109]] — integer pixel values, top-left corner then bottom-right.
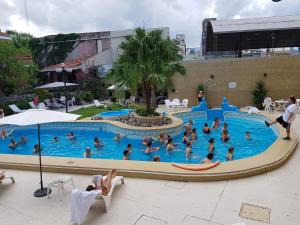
[[108, 28, 186, 112]]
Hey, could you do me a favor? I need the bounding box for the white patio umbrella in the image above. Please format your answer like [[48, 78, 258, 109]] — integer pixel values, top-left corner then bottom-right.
[[0, 109, 80, 197], [35, 81, 78, 89], [107, 82, 128, 91]]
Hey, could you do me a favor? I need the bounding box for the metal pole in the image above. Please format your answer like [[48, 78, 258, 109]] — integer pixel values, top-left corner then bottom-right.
[[38, 124, 43, 190], [63, 68, 68, 113]]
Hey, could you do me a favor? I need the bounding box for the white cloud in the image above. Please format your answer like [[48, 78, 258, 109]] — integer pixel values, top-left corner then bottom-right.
[[1, 0, 300, 47]]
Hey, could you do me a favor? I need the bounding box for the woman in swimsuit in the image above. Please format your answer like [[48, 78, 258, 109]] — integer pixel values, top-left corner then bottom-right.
[[202, 123, 211, 134], [185, 142, 192, 159], [182, 132, 189, 144], [208, 138, 215, 152]]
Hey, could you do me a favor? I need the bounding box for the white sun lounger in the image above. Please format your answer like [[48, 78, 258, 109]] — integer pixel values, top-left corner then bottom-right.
[[93, 100, 105, 107], [93, 175, 124, 212], [8, 104, 26, 114]]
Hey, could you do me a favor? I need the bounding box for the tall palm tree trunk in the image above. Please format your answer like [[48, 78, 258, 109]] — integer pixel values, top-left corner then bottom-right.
[[142, 81, 151, 111]]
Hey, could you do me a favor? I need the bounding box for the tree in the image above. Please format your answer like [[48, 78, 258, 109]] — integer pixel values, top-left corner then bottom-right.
[[7, 30, 33, 49], [108, 28, 186, 112], [0, 41, 38, 96], [252, 80, 268, 109]]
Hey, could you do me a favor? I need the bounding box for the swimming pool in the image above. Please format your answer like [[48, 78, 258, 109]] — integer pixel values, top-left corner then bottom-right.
[[98, 109, 129, 119], [0, 112, 278, 164]]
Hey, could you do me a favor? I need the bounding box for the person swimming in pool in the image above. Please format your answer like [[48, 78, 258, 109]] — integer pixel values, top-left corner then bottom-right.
[[245, 131, 252, 140], [163, 135, 171, 145], [166, 138, 175, 151], [8, 138, 18, 149], [222, 122, 228, 134], [126, 144, 132, 153], [84, 147, 92, 158], [184, 119, 194, 135], [202, 153, 214, 164], [212, 117, 220, 129], [53, 136, 59, 143], [182, 131, 189, 144], [33, 144, 40, 154], [114, 133, 123, 142], [185, 142, 192, 160], [190, 128, 198, 141], [202, 123, 211, 134], [221, 130, 230, 142], [0, 129, 7, 139], [94, 137, 103, 147], [208, 138, 215, 152], [18, 136, 28, 145], [226, 147, 234, 161], [153, 155, 161, 162], [144, 141, 160, 154], [66, 132, 76, 140], [123, 149, 130, 160], [142, 136, 153, 145], [159, 133, 166, 143]]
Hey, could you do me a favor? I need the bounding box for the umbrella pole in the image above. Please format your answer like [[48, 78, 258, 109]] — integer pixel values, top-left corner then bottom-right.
[[34, 124, 51, 197]]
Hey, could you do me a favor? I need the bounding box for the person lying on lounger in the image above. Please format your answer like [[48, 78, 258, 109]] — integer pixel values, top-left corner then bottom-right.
[[85, 169, 117, 196]]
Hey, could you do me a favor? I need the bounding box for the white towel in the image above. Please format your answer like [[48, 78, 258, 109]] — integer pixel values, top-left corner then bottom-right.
[[248, 107, 260, 115], [70, 189, 100, 225]]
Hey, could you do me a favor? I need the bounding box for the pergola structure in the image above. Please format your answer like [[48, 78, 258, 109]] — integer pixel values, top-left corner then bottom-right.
[[202, 15, 300, 57]]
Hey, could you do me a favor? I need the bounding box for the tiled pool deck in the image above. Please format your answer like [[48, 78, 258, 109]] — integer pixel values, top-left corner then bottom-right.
[[0, 112, 299, 225]]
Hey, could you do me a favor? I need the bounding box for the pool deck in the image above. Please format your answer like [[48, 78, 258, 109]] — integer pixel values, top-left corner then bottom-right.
[[0, 110, 298, 181], [0, 112, 299, 225]]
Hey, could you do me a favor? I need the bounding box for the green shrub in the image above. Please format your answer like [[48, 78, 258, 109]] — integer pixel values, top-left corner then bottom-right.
[[80, 91, 93, 102], [135, 108, 160, 117], [196, 83, 205, 93], [252, 80, 268, 109], [35, 89, 53, 102]]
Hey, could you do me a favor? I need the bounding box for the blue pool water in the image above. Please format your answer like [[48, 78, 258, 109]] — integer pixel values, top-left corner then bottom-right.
[[98, 109, 129, 118], [0, 112, 278, 164]]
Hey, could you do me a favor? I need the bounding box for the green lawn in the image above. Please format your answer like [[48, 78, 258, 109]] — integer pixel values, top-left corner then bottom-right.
[[72, 104, 123, 119]]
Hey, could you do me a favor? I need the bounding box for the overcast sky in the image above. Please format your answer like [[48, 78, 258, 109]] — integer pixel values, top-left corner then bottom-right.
[[1, 0, 300, 47]]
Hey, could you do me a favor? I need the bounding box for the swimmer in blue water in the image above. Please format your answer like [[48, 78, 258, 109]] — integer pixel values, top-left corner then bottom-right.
[[208, 138, 215, 152]]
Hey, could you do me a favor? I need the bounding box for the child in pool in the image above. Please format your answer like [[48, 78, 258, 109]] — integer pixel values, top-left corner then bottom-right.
[[185, 142, 192, 159], [212, 117, 220, 129], [222, 122, 228, 134], [202, 123, 211, 134], [202, 153, 214, 164], [33, 144, 40, 154], [208, 138, 215, 152], [226, 147, 234, 161], [145, 141, 160, 154], [245, 131, 252, 140]]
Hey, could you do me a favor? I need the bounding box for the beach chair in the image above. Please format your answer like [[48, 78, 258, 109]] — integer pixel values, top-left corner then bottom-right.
[[47, 176, 75, 201], [181, 99, 189, 108], [8, 104, 26, 114], [93, 100, 105, 108], [28, 101, 37, 109], [263, 97, 275, 113], [165, 99, 171, 111], [38, 103, 48, 109], [0, 171, 15, 183], [93, 175, 124, 212]]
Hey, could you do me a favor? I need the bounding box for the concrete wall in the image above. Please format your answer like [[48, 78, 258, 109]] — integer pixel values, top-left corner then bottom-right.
[[169, 55, 300, 107]]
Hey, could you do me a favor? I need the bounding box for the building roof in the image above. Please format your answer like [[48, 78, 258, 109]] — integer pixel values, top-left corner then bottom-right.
[[211, 14, 300, 33], [0, 32, 12, 40], [42, 58, 83, 72]]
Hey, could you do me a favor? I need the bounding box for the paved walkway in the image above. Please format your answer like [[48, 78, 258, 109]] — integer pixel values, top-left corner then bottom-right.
[[0, 113, 299, 225]]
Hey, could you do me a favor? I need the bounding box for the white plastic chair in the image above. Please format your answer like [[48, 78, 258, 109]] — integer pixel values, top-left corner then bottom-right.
[[28, 102, 37, 109], [38, 103, 48, 109], [8, 104, 26, 114], [263, 97, 275, 113], [165, 99, 171, 111], [0, 171, 15, 183], [172, 98, 181, 111], [181, 99, 188, 108], [93, 176, 124, 212], [47, 176, 75, 201]]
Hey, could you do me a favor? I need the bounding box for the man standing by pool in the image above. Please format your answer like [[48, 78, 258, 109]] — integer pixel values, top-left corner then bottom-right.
[[265, 96, 297, 140]]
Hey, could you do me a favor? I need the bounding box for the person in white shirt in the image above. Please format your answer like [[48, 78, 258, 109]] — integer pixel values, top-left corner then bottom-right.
[[265, 96, 297, 140]]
